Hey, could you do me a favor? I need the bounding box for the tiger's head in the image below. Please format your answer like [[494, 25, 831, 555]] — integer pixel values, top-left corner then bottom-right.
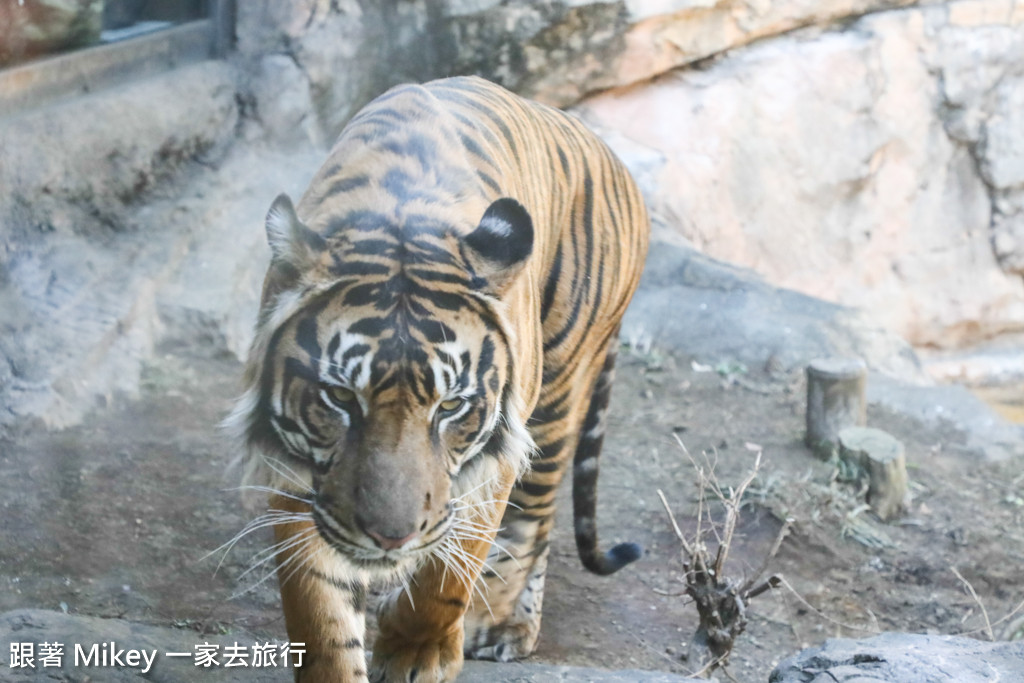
[[226, 192, 536, 576]]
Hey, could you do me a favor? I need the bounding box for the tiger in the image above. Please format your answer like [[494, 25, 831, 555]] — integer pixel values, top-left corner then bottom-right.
[[225, 75, 649, 682]]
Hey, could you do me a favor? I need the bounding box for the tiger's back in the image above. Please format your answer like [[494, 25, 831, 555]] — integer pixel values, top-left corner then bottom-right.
[[230, 76, 648, 681], [299, 76, 648, 375]]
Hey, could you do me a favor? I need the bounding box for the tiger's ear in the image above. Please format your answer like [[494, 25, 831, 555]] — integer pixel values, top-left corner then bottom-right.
[[262, 193, 326, 299], [266, 193, 326, 269], [463, 198, 534, 295]]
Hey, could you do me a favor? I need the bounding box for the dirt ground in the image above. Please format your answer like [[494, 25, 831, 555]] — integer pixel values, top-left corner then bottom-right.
[[2, 341, 1023, 682]]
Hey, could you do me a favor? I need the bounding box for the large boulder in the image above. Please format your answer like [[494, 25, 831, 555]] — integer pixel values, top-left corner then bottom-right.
[[624, 241, 925, 380], [577, 0, 1024, 349]]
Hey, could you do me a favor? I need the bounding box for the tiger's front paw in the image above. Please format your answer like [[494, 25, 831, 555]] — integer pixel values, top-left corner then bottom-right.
[[369, 628, 464, 683], [294, 654, 369, 683]]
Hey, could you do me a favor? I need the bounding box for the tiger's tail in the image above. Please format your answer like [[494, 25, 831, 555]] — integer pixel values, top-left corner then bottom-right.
[[572, 338, 643, 576]]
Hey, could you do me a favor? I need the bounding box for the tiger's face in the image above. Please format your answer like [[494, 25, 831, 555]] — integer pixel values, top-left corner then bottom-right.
[[234, 194, 535, 576], [265, 301, 512, 571]]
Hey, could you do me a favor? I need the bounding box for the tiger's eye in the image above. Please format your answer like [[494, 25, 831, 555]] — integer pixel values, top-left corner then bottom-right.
[[324, 385, 356, 405], [439, 398, 464, 413]]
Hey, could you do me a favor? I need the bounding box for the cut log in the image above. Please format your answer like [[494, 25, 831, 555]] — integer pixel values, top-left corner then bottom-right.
[[805, 358, 867, 459], [839, 426, 908, 521]]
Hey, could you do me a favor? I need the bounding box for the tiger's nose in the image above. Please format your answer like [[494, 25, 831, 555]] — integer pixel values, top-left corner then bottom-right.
[[355, 515, 422, 551], [364, 527, 420, 551]]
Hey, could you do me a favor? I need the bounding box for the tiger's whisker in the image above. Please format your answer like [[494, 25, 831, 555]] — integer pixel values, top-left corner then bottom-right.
[[263, 457, 314, 494], [230, 485, 312, 504], [201, 510, 313, 571]]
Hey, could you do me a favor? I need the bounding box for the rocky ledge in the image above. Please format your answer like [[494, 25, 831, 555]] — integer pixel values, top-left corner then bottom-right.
[[770, 632, 1024, 683]]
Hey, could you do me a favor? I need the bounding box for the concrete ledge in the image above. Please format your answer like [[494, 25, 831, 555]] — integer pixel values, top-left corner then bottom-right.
[[0, 21, 218, 117]]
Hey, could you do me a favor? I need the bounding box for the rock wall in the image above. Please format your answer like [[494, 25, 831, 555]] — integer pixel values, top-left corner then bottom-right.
[[0, 61, 239, 430], [440, 0, 921, 106], [3, 0, 1023, 433], [576, 0, 1024, 349], [233, 0, 922, 140]]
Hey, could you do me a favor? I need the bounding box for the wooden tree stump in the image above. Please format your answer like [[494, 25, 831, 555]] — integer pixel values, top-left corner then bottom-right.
[[839, 426, 908, 521], [805, 358, 867, 459]]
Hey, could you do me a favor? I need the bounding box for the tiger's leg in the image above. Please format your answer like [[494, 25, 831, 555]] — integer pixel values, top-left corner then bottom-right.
[[271, 494, 369, 683], [464, 339, 621, 661], [369, 463, 517, 683]]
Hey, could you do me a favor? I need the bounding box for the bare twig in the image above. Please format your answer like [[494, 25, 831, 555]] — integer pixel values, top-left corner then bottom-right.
[[741, 518, 793, 594], [958, 595, 1024, 638], [687, 652, 730, 679], [658, 489, 695, 557], [715, 451, 762, 576], [951, 566, 994, 641], [746, 575, 782, 600], [776, 575, 881, 634]]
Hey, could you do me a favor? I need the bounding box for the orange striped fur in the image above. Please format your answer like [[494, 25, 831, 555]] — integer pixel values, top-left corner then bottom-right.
[[226, 76, 648, 682]]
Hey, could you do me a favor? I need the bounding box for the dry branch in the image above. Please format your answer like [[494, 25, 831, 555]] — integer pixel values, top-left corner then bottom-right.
[[951, 566, 994, 641], [657, 449, 789, 677]]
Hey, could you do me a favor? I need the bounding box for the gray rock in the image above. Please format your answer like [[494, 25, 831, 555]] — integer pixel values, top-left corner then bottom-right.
[[578, 3, 1024, 350], [0, 61, 238, 434], [868, 374, 1024, 460], [433, 0, 919, 106], [0, 609, 699, 682], [246, 54, 322, 147], [625, 242, 1021, 461], [770, 632, 1024, 683], [154, 146, 325, 362], [624, 241, 925, 381], [232, 0, 921, 138]]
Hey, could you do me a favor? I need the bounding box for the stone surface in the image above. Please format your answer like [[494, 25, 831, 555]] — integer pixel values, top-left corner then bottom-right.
[[0, 609, 699, 682], [577, 0, 1024, 349], [0, 61, 238, 432], [770, 632, 1024, 682], [232, 0, 922, 141], [623, 242, 925, 380], [154, 147, 325, 362], [233, 0, 441, 142], [446, 0, 920, 106], [244, 54, 322, 148], [867, 373, 1024, 459]]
